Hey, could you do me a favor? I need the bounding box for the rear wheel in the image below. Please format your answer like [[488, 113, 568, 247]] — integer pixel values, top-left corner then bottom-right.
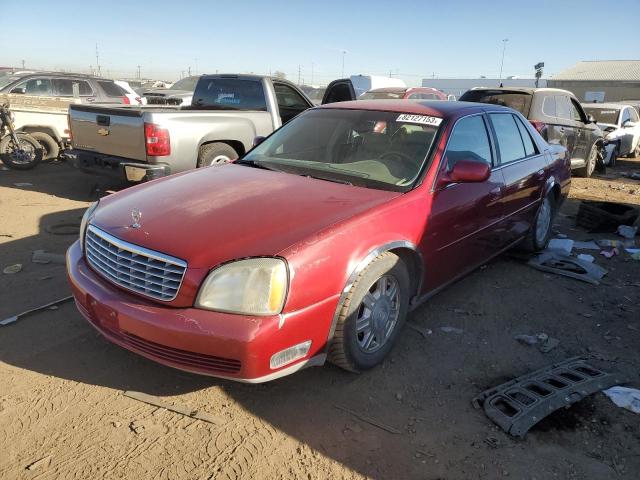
[[29, 132, 59, 160], [196, 142, 238, 168], [575, 143, 599, 178], [328, 252, 410, 372], [522, 193, 555, 252], [0, 133, 43, 170]]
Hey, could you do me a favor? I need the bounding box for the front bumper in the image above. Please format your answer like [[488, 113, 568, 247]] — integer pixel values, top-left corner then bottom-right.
[[66, 241, 337, 382], [68, 149, 170, 182]]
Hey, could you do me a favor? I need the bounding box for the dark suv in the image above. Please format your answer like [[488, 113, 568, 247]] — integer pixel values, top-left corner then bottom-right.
[[459, 88, 604, 177]]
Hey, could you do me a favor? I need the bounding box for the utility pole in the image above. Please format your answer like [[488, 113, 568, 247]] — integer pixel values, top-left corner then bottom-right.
[[95, 43, 101, 76], [195, 58, 198, 75], [181, 70, 185, 79], [498, 38, 508, 86], [21, 59, 25, 69], [341, 50, 346, 77], [311, 62, 314, 84], [297, 65, 301, 85], [188, 66, 191, 76], [137, 65, 141, 79]]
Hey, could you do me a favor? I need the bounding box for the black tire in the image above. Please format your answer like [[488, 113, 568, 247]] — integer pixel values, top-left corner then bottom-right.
[[328, 252, 410, 373], [574, 143, 599, 178], [196, 142, 238, 168], [0, 133, 43, 170], [609, 145, 618, 167], [29, 132, 59, 160], [522, 192, 555, 252]]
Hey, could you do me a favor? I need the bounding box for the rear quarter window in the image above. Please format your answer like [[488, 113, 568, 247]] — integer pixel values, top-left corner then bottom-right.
[[98, 81, 126, 97]]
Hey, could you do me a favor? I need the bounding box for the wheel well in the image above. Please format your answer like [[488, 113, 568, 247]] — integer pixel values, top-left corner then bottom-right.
[[16, 126, 62, 144], [201, 140, 245, 157], [389, 247, 423, 298]]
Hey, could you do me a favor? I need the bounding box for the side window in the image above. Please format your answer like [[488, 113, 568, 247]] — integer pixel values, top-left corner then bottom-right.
[[274, 83, 310, 110], [17, 78, 53, 96], [555, 95, 572, 120], [570, 99, 586, 123], [53, 79, 93, 96], [514, 116, 537, 156], [445, 115, 492, 169], [489, 113, 526, 164], [629, 107, 639, 122], [542, 96, 556, 117], [620, 108, 632, 125]]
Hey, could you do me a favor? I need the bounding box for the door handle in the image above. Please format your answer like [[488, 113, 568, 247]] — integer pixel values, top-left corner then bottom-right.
[[536, 169, 545, 177]]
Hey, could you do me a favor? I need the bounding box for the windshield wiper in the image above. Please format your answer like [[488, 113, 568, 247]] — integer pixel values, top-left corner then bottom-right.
[[305, 174, 352, 186], [235, 158, 283, 172]]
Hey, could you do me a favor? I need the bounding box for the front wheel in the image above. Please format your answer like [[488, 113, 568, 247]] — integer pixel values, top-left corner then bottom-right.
[[0, 133, 43, 170], [328, 252, 410, 372]]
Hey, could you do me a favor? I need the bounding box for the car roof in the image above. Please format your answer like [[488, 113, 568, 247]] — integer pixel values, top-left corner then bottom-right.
[[367, 87, 408, 93], [316, 100, 512, 118], [10, 71, 111, 81], [468, 87, 572, 95]]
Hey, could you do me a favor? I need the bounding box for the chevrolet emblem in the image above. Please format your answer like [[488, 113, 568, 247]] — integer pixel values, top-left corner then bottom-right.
[[97, 128, 110, 136]]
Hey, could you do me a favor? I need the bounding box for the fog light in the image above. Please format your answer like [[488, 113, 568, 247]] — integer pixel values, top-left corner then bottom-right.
[[270, 340, 312, 370]]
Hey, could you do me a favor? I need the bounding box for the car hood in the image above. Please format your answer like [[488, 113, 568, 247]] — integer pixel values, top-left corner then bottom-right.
[[91, 165, 401, 269]]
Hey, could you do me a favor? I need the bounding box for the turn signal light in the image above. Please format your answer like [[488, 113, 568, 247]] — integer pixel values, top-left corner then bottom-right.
[[144, 123, 171, 157], [269, 341, 311, 370]]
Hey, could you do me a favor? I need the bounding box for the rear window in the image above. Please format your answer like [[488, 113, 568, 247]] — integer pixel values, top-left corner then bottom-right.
[[191, 78, 267, 110], [98, 81, 125, 97], [582, 107, 620, 125], [459, 90, 532, 116], [53, 79, 93, 96], [361, 90, 406, 100]]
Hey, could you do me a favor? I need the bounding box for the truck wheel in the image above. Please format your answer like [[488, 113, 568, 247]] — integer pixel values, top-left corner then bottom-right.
[[575, 143, 599, 178], [197, 142, 238, 168], [328, 252, 410, 373], [521, 192, 555, 252], [29, 132, 60, 160]]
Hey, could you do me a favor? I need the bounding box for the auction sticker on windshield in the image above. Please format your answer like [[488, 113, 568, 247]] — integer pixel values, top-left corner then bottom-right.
[[396, 114, 442, 126]]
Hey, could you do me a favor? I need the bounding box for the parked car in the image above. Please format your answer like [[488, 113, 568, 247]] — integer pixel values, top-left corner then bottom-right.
[[115, 80, 145, 105], [459, 87, 604, 177], [321, 75, 407, 103], [582, 103, 640, 165], [142, 76, 199, 105], [67, 100, 570, 382], [68, 74, 315, 182], [0, 72, 129, 159], [360, 87, 448, 101]]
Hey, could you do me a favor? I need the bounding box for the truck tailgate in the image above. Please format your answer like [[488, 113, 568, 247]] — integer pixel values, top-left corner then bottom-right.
[[69, 105, 147, 162]]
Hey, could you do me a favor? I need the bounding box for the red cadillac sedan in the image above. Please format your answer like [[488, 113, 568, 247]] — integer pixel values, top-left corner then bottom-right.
[[67, 101, 570, 382]]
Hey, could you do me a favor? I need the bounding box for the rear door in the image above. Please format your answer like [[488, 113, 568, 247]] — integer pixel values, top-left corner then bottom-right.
[[321, 79, 357, 104], [554, 95, 583, 161], [422, 113, 506, 291], [488, 112, 546, 243]]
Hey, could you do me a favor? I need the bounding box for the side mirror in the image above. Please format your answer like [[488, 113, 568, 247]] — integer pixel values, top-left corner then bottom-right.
[[10, 87, 26, 94], [252, 136, 266, 147], [586, 114, 596, 124], [442, 160, 491, 185], [623, 120, 636, 128]]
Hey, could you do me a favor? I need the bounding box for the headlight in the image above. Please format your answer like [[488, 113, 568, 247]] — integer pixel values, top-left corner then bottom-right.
[[79, 201, 99, 251], [195, 258, 288, 316]]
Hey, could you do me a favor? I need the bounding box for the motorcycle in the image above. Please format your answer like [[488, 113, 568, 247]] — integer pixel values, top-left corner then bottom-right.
[[0, 102, 43, 170]]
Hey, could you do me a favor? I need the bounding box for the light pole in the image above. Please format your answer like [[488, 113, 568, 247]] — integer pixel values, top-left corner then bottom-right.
[[341, 50, 346, 77], [498, 38, 508, 86]]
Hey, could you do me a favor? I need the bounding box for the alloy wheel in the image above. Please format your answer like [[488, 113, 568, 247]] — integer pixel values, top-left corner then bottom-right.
[[355, 275, 400, 353], [536, 197, 552, 243]]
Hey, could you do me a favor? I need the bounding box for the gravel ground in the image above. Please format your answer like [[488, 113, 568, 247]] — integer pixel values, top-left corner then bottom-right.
[[1, 158, 639, 480]]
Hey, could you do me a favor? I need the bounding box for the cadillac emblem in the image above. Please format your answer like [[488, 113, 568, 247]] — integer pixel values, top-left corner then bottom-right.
[[131, 208, 142, 229]]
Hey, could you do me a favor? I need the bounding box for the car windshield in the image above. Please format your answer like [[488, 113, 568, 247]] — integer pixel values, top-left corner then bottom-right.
[[583, 107, 619, 125], [459, 90, 532, 115], [0, 75, 25, 90], [170, 76, 199, 91], [242, 109, 440, 192], [360, 90, 406, 100]]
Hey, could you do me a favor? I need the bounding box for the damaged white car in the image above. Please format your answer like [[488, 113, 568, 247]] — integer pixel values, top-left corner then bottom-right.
[[582, 103, 640, 166]]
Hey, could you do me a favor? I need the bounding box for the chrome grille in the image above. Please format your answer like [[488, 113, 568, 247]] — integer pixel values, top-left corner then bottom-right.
[[85, 225, 187, 301]]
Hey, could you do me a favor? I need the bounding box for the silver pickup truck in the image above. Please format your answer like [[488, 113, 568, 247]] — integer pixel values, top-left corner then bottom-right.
[[68, 74, 316, 182]]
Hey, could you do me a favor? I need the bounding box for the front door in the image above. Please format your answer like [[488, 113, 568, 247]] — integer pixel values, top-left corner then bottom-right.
[[321, 79, 357, 104], [421, 113, 505, 293]]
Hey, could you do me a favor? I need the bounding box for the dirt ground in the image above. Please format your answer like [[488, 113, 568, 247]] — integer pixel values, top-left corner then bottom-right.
[[1, 157, 639, 480]]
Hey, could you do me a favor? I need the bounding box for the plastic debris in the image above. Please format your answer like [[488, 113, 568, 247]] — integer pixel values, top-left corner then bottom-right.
[[123, 391, 225, 426], [573, 240, 600, 250], [597, 238, 635, 248], [334, 404, 401, 434], [528, 250, 608, 285], [13, 182, 33, 187], [548, 238, 574, 254], [32, 250, 66, 265], [603, 386, 640, 414], [577, 254, 595, 263], [515, 334, 538, 345], [600, 248, 618, 259], [617, 225, 638, 239], [0, 296, 73, 326], [576, 201, 639, 232], [539, 337, 559, 353], [2, 263, 22, 274], [440, 326, 463, 334], [407, 323, 432, 338]]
